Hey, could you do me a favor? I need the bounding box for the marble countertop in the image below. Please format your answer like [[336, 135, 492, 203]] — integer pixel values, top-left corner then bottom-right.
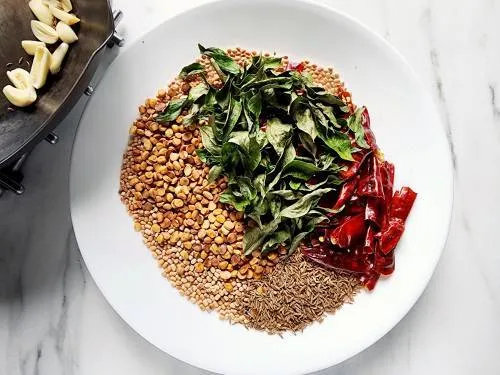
[[1, 0, 499, 374]]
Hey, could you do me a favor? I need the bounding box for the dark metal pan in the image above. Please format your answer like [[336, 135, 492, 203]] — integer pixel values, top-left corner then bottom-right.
[[0, 0, 114, 168]]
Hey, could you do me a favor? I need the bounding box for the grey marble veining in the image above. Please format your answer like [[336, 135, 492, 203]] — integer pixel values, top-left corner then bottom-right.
[[1, 0, 500, 374]]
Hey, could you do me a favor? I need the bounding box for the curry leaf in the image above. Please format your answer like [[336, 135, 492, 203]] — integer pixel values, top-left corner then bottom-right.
[[261, 230, 290, 254], [224, 99, 243, 138], [280, 188, 332, 218], [299, 132, 317, 157], [294, 107, 318, 140], [282, 159, 321, 180], [348, 106, 370, 149], [220, 190, 250, 212], [156, 97, 186, 123], [198, 44, 240, 75], [246, 135, 263, 171], [269, 189, 301, 200], [188, 83, 209, 103], [247, 91, 262, 120], [243, 218, 281, 255], [317, 127, 354, 161], [199, 126, 220, 155], [261, 56, 282, 71], [179, 62, 204, 79], [207, 165, 223, 183], [266, 117, 293, 156]]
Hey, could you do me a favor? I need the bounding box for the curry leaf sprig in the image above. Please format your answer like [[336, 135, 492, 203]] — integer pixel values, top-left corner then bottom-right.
[[157, 45, 370, 256]]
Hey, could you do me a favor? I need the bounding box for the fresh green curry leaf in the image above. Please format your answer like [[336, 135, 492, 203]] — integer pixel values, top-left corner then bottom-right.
[[199, 126, 220, 155], [156, 97, 186, 123], [282, 159, 321, 180], [207, 165, 223, 183], [179, 62, 205, 79], [294, 107, 318, 140], [198, 44, 241, 75], [317, 127, 354, 161], [266, 117, 293, 156], [188, 83, 209, 103], [280, 188, 332, 218], [261, 230, 290, 254], [348, 106, 369, 149]]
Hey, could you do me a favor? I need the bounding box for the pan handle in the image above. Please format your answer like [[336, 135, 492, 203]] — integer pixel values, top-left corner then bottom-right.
[[108, 9, 125, 47]]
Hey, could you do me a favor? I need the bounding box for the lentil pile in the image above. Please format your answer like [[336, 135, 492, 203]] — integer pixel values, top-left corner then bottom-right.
[[119, 47, 361, 332]]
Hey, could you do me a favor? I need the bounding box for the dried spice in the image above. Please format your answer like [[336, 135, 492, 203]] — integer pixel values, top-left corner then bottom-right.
[[239, 252, 360, 333]]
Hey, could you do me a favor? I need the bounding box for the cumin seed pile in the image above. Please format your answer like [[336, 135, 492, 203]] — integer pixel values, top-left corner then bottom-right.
[[238, 251, 361, 334]]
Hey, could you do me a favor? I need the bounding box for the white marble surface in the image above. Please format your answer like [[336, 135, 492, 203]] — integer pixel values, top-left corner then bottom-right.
[[1, 0, 499, 374]]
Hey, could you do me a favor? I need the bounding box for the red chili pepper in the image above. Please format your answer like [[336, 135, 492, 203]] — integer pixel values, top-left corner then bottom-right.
[[379, 218, 405, 254], [339, 151, 371, 180], [361, 108, 378, 150], [360, 273, 380, 290], [295, 62, 305, 73], [389, 187, 417, 222], [380, 161, 395, 226], [302, 246, 374, 274], [375, 247, 395, 275], [365, 198, 384, 228], [363, 225, 376, 254], [331, 177, 358, 211], [358, 155, 384, 199], [287, 62, 305, 73], [327, 214, 366, 248], [344, 200, 365, 216]]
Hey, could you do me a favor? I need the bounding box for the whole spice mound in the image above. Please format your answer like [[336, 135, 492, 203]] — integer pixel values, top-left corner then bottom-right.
[[239, 251, 361, 334]]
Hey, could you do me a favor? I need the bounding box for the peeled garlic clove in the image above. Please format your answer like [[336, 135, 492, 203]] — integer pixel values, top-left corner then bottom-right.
[[30, 47, 51, 89], [29, 0, 54, 25], [7, 68, 34, 91], [31, 20, 59, 44], [49, 42, 69, 74], [3, 85, 37, 107], [21, 40, 46, 56], [55, 21, 78, 43], [49, 5, 80, 25], [61, 0, 72, 12]]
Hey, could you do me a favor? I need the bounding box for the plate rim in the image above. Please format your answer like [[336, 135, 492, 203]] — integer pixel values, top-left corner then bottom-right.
[[69, 0, 454, 373]]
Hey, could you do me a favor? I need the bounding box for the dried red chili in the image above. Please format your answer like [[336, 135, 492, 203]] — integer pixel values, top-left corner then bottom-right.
[[331, 176, 358, 211], [287, 61, 306, 73], [302, 108, 417, 290], [389, 187, 417, 222], [327, 214, 366, 248], [358, 155, 384, 199]]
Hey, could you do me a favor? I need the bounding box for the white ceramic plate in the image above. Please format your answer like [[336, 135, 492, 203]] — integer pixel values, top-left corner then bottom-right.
[[70, 1, 453, 374]]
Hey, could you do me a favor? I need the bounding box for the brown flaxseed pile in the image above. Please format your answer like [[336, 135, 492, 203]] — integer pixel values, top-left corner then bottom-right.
[[119, 47, 360, 329]]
